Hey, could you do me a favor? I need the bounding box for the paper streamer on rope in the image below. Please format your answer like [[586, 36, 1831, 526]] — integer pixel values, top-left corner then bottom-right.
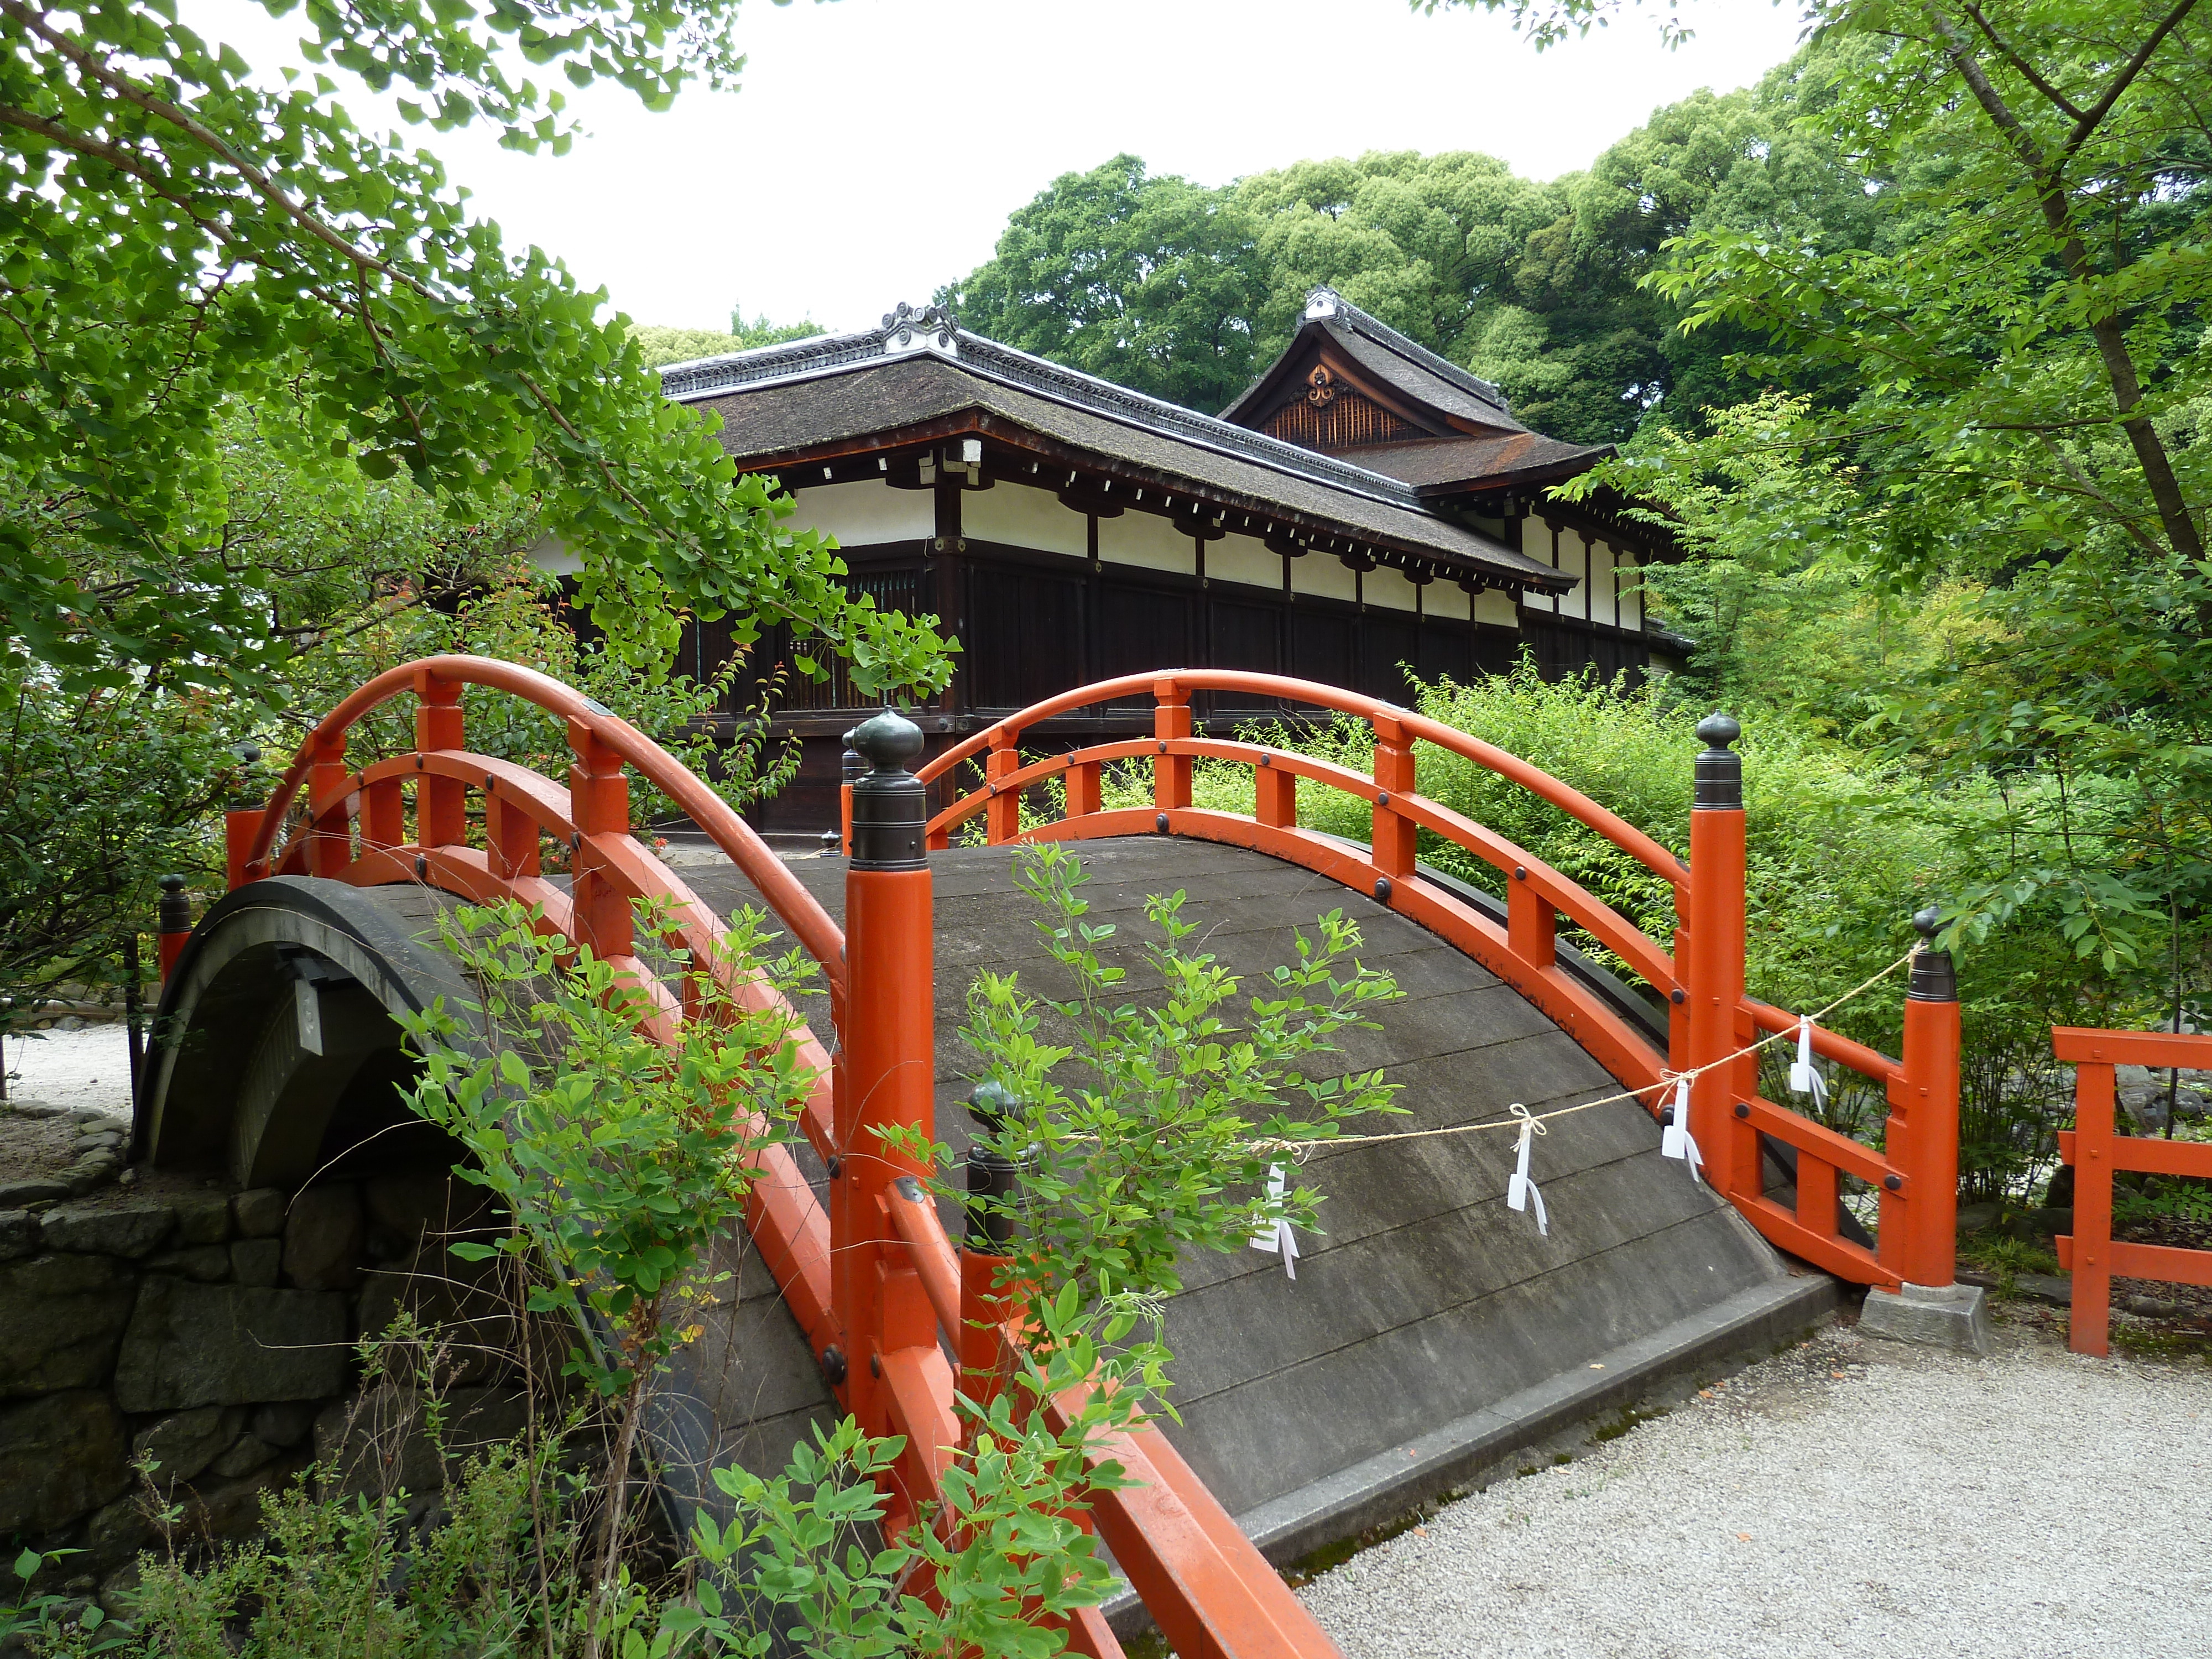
[[1659, 1077, 1704, 1183], [1249, 1162, 1299, 1279], [1788, 1016, 1829, 1111], [1505, 1104, 1549, 1236]]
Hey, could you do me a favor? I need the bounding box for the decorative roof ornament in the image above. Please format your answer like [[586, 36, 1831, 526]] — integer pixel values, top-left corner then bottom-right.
[[1306, 365, 1337, 407], [881, 300, 959, 359], [1304, 286, 1344, 321]]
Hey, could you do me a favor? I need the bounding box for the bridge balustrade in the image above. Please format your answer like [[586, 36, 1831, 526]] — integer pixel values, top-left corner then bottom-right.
[[2051, 1027, 2212, 1355], [915, 669, 1962, 1293]]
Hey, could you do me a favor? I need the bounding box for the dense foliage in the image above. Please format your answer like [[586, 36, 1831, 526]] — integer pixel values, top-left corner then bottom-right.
[[938, 72, 1879, 436], [0, 0, 948, 698]]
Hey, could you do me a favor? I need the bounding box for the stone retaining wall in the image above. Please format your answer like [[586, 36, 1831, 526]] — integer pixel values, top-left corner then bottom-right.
[[0, 1170, 524, 1618]]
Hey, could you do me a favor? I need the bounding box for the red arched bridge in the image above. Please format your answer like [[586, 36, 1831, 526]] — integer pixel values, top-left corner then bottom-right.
[[142, 657, 1965, 1659]]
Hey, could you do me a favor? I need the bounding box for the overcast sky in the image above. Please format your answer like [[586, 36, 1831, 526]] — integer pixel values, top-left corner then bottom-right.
[[190, 0, 1807, 334]]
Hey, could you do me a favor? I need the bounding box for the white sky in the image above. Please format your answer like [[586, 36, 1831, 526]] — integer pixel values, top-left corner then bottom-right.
[[186, 0, 1808, 333]]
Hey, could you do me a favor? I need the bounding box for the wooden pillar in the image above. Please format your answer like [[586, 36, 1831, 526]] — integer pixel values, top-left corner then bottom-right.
[[413, 668, 466, 851], [1888, 907, 1961, 1287], [305, 728, 351, 878], [2067, 1059, 2116, 1357], [1371, 711, 1415, 880], [1686, 714, 1753, 1198], [566, 718, 631, 958], [985, 730, 1020, 844], [1153, 677, 1191, 815], [836, 709, 935, 1440]]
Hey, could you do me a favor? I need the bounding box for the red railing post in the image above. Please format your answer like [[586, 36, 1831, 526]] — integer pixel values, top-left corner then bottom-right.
[[1154, 676, 1191, 816], [226, 807, 265, 890], [841, 728, 864, 855], [1254, 755, 1295, 828], [1066, 758, 1103, 821], [566, 717, 632, 959], [305, 727, 352, 878], [414, 668, 467, 851], [2068, 1056, 2117, 1357], [1686, 714, 1754, 1198], [1371, 712, 1415, 880], [155, 874, 193, 982], [958, 1083, 1021, 1420], [836, 710, 936, 1443], [985, 729, 1021, 844], [1886, 907, 1961, 1287]]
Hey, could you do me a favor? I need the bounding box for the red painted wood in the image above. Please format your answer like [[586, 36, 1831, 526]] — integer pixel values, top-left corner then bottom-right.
[[2068, 1061, 2117, 1356]]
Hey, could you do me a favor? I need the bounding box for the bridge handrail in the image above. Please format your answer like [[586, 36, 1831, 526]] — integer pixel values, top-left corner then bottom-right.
[[912, 669, 1685, 887], [240, 654, 846, 992]]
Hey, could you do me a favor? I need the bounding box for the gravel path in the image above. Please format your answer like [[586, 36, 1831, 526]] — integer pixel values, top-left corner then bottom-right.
[[3, 1022, 133, 1118], [1299, 1317, 2212, 1658]]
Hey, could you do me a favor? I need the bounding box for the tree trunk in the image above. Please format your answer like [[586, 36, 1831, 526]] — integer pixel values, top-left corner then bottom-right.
[[583, 1368, 648, 1659]]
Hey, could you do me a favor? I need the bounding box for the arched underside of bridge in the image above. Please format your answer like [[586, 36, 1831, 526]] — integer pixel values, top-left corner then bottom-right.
[[137, 839, 1836, 1590]]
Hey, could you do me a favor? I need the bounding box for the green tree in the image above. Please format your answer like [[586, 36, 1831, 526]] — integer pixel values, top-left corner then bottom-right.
[[631, 306, 826, 371], [0, 0, 949, 699], [938, 154, 1267, 412]]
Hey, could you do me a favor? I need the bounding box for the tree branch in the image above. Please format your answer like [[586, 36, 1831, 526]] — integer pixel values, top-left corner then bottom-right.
[[2065, 0, 2206, 163], [1959, 0, 2085, 121]]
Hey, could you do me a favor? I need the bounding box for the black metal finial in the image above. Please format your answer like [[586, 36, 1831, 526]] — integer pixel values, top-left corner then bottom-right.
[[1693, 712, 1743, 812], [1909, 905, 1957, 1002], [157, 874, 192, 934], [964, 1081, 1024, 1252], [847, 708, 926, 872]]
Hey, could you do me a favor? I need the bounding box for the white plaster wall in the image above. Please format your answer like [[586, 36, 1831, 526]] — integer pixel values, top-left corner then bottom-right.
[[1591, 541, 1619, 628], [1207, 533, 1282, 592], [1558, 529, 1589, 618], [528, 533, 580, 576], [1527, 520, 1559, 613], [1618, 552, 1643, 630], [777, 479, 935, 546], [1473, 588, 1521, 627], [1290, 554, 1360, 603], [962, 479, 1089, 558], [1365, 565, 1421, 613], [1426, 582, 1472, 622], [1099, 510, 1197, 575]]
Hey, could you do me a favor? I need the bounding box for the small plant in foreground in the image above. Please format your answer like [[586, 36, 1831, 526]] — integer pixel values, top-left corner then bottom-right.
[[397, 895, 820, 1659]]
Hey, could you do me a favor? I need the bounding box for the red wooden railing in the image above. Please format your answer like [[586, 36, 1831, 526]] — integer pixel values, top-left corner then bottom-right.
[[2052, 1026, 2212, 1356], [915, 669, 1963, 1293], [220, 656, 1335, 1659]]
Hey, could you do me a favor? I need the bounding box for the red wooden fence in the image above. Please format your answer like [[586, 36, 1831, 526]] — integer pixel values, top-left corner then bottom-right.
[[2052, 1026, 2212, 1357]]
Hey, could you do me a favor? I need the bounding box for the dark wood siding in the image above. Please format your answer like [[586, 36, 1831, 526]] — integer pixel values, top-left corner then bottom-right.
[[967, 563, 1088, 712]]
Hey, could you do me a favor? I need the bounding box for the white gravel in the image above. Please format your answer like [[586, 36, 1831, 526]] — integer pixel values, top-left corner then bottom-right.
[[3, 1022, 134, 1118], [1299, 1320, 2212, 1658]]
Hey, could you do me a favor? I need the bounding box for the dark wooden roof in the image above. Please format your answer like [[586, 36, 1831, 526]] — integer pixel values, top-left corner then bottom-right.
[[1219, 289, 1614, 497], [1334, 433, 1610, 496], [662, 304, 1571, 594]]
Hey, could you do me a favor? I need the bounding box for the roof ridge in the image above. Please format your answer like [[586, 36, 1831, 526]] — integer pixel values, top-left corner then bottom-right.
[[657, 302, 1456, 516], [1303, 287, 1512, 415]]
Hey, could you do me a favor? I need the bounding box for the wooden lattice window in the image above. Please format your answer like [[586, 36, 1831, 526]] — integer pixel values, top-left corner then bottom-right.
[[1262, 389, 1422, 452]]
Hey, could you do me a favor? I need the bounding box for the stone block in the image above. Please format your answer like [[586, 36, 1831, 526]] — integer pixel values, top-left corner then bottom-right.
[[40, 1202, 175, 1259], [96, 1562, 142, 1620], [283, 1184, 362, 1292], [0, 1391, 131, 1533], [65, 1154, 121, 1196], [0, 1253, 137, 1396], [173, 1193, 232, 1246], [0, 1211, 34, 1262], [112, 1279, 349, 1412], [87, 1490, 160, 1566], [207, 1431, 280, 1480], [131, 1406, 241, 1486], [0, 1179, 70, 1207], [232, 1189, 286, 1239], [249, 1400, 317, 1449], [314, 1383, 531, 1501], [1860, 1280, 1992, 1355], [177, 1454, 306, 1543], [229, 1238, 281, 1287], [144, 1244, 231, 1284]]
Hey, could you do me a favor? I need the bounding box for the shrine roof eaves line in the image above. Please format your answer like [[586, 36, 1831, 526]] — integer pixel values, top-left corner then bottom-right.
[[654, 311, 1447, 515]]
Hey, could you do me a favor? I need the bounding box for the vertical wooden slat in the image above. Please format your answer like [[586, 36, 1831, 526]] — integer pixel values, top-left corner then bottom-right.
[[2069, 1060, 2116, 1357]]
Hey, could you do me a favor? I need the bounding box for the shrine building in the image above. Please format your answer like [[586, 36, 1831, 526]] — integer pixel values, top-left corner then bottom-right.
[[646, 286, 1683, 834]]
